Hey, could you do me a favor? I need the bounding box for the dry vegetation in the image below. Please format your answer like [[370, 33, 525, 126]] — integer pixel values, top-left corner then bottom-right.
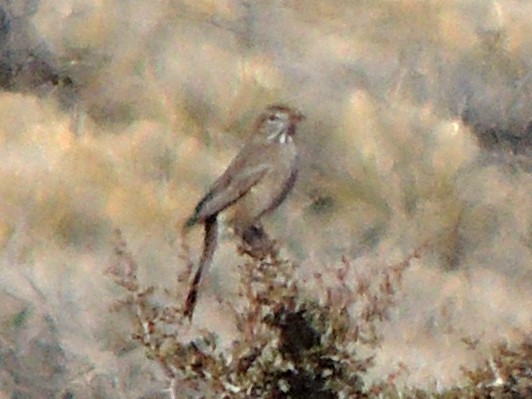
[[108, 231, 530, 398], [0, 0, 531, 398]]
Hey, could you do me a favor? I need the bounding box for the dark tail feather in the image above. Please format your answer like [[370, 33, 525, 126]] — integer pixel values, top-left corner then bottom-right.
[[184, 215, 218, 319]]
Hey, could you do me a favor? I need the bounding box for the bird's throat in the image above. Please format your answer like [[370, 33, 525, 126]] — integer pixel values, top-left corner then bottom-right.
[[267, 130, 292, 144]]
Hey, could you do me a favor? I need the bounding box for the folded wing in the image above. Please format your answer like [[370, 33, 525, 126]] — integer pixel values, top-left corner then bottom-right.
[[186, 163, 269, 227]]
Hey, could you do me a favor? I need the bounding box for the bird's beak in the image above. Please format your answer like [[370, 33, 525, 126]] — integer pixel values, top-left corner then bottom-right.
[[291, 110, 305, 123]]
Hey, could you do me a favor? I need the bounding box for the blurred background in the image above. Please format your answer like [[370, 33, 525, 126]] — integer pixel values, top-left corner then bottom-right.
[[0, 0, 530, 397]]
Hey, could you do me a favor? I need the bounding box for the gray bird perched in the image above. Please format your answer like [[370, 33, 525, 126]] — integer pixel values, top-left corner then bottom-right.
[[183, 104, 304, 319]]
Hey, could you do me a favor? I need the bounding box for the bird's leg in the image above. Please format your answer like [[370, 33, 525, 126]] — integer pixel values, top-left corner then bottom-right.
[[238, 223, 277, 260]]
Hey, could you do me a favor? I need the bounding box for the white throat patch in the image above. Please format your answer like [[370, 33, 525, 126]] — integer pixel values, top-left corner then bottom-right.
[[267, 130, 292, 144]]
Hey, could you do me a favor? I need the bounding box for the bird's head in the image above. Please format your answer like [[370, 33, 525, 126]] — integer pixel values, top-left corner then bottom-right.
[[256, 104, 305, 144]]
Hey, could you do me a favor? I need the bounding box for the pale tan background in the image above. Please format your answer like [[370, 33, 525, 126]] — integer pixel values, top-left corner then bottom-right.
[[0, 0, 531, 397]]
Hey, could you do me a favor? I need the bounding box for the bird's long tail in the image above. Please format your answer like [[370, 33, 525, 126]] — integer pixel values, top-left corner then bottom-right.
[[184, 215, 218, 319]]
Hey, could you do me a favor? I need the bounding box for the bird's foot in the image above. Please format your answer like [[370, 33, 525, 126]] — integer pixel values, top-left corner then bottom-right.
[[238, 224, 278, 260]]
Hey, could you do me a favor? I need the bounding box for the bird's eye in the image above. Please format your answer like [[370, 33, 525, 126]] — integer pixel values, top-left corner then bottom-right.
[[268, 114, 277, 122]]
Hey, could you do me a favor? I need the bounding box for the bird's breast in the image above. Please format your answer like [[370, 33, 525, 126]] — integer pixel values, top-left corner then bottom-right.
[[229, 141, 298, 231]]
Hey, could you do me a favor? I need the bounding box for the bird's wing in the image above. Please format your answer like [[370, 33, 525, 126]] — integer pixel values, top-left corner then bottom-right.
[[186, 162, 269, 226]]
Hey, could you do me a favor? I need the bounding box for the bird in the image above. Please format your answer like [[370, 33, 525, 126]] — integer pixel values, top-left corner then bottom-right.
[[183, 104, 305, 319]]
